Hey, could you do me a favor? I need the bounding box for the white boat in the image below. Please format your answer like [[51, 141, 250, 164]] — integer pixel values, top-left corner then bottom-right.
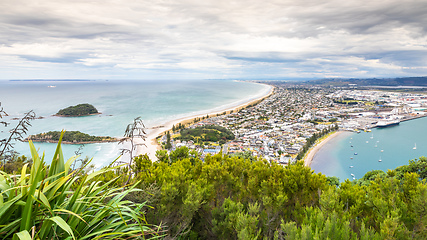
[[366, 141, 369, 144], [370, 133, 374, 139], [47, 85, 56, 88], [379, 156, 382, 162], [351, 173, 355, 177], [413, 143, 417, 150], [381, 149, 384, 152], [349, 166, 353, 168], [377, 118, 400, 128]]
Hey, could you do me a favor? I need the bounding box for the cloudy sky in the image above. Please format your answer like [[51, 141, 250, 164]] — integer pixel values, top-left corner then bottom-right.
[[1, 0, 427, 80]]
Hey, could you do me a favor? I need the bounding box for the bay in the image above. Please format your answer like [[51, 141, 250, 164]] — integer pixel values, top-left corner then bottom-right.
[[311, 117, 427, 181], [0, 80, 270, 167]]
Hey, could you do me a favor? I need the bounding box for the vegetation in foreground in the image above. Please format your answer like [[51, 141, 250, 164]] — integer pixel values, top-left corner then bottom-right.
[[0, 132, 159, 239], [56, 103, 98, 117], [26, 130, 117, 143], [94, 146, 427, 240]]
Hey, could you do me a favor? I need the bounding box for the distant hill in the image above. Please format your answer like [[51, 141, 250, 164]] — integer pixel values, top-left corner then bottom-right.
[[56, 103, 99, 117], [307, 76, 427, 86]]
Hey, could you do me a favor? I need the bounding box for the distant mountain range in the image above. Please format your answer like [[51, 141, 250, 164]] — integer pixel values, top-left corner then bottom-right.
[[306, 76, 427, 86]]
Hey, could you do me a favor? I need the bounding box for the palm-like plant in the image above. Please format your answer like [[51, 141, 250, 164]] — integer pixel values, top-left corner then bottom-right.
[[0, 131, 159, 239]]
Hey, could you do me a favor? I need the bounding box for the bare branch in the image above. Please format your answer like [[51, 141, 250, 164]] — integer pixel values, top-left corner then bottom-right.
[[1, 109, 36, 164]]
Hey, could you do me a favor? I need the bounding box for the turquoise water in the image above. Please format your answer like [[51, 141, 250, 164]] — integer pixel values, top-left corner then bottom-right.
[[0, 80, 270, 167], [311, 117, 427, 181]]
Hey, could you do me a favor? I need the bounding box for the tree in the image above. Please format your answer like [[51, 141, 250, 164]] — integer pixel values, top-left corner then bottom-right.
[[119, 116, 146, 185], [165, 131, 172, 149], [155, 150, 169, 164], [169, 146, 189, 163]]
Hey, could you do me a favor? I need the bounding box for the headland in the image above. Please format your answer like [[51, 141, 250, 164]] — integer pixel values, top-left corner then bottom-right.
[[137, 83, 274, 160]]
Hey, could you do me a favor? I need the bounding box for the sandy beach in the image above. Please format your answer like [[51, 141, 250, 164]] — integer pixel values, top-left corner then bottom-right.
[[136, 83, 274, 161], [304, 131, 345, 167]]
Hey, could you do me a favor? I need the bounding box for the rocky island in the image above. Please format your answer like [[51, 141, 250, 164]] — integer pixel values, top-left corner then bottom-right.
[[26, 131, 118, 144], [56, 103, 99, 117]]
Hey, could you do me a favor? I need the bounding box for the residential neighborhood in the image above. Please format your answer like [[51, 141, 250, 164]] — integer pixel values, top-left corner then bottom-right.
[[162, 83, 427, 165]]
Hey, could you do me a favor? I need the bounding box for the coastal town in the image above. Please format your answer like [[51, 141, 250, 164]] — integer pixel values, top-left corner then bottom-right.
[[160, 82, 427, 165]]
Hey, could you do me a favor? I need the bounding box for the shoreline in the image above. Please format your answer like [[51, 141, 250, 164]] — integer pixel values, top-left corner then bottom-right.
[[137, 82, 275, 160], [303, 131, 345, 167], [24, 139, 118, 144]]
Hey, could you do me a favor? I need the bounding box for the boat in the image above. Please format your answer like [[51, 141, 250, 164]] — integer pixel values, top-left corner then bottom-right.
[[376, 119, 400, 128], [354, 152, 358, 155], [351, 173, 355, 177], [370, 133, 373, 139], [351, 145, 353, 147], [413, 143, 417, 150], [350, 157, 353, 159], [366, 141, 369, 144], [381, 149, 384, 152], [378, 156, 382, 162], [47, 85, 56, 88], [349, 166, 353, 168]]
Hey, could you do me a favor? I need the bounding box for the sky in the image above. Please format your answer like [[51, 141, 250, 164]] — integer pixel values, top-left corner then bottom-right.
[[1, 0, 427, 80]]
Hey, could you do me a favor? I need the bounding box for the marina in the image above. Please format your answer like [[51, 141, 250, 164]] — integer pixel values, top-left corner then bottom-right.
[[311, 115, 427, 181]]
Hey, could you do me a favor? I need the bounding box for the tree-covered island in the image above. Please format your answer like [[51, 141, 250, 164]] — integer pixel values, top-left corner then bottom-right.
[[56, 103, 99, 117], [26, 130, 117, 144]]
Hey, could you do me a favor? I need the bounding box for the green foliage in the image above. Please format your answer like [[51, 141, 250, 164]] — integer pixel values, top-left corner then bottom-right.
[[129, 152, 328, 238], [1, 155, 31, 174], [56, 103, 98, 116], [116, 148, 427, 239], [165, 131, 172, 149], [155, 150, 169, 164], [177, 125, 234, 144], [326, 176, 340, 187], [0, 131, 159, 239], [27, 130, 116, 143]]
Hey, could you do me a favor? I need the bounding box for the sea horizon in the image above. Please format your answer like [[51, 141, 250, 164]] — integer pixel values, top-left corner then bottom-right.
[[0, 79, 271, 167]]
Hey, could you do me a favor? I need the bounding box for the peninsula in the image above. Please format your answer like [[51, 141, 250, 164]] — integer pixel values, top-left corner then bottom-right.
[[56, 103, 99, 117], [26, 131, 117, 144]]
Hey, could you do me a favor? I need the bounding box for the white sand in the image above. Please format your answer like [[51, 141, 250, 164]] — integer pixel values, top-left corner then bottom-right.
[[136, 83, 274, 161]]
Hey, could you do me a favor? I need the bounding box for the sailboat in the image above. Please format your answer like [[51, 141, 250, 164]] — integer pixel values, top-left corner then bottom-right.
[[413, 143, 417, 150], [378, 156, 382, 162]]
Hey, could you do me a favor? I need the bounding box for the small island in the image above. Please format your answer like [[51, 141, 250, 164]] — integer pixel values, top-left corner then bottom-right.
[[56, 103, 99, 117], [26, 131, 118, 144]]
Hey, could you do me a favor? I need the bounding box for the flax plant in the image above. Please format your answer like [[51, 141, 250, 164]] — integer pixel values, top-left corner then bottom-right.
[[0, 131, 158, 239]]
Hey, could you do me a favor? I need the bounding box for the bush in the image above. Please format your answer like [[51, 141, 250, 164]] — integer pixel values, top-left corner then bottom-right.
[[0, 131, 159, 239]]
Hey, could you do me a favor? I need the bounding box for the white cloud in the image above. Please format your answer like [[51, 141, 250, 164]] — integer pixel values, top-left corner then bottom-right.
[[0, 0, 427, 79]]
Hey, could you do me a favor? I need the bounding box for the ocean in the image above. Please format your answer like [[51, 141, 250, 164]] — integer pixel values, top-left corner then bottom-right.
[[0, 80, 270, 167], [311, 117, 427, 181]]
